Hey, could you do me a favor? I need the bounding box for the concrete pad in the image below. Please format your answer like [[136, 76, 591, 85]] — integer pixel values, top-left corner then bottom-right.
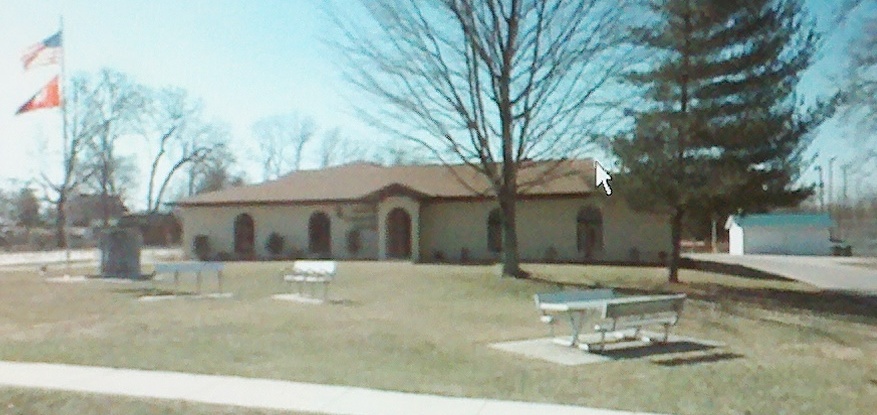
[[138, 293, 233, 302], [138, 295, 179, 302], [491, 332, 724, 366], [272, 293, 325, 304], [490, 338, 613, 365], [45, 275, 90, 283]]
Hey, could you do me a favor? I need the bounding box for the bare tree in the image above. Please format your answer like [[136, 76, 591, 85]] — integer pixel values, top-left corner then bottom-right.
[[252, 113, 316, 180], [188, 140, 246, 195], [40, 72, 108, 247], [79, 69, 144, 226], [177, 125, 243, 197], [335, 0, 635, 277], [833, 0, 877, 194], [318, 127, 369, 168], [142, 88, 224, 212]]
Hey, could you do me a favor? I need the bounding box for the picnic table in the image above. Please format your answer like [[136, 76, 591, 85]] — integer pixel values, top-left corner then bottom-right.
[[152, 262, 225, 296], [534, 289, 685, 351]]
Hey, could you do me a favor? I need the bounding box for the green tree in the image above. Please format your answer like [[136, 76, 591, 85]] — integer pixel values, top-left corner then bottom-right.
[[612, 0, 834, 282]]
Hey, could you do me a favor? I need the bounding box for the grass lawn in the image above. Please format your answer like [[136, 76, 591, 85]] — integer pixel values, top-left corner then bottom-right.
[[0, 387, 309, 415], [1, 261, 875, 415]]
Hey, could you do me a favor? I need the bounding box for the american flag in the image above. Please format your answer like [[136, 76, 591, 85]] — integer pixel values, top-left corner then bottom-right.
[[21, 31, 62, 70]]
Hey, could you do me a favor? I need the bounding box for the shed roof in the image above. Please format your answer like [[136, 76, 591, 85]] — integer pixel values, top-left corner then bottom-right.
[[177, 159, 596, 206], [725, 213, 834, 229]]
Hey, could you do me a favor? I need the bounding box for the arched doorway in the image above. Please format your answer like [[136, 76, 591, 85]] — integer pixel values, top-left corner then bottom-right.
[[577, 206, 603, 260], [308, 211, 331, 257], [386, 208, 411, 259], [233, 213, 255, 256]]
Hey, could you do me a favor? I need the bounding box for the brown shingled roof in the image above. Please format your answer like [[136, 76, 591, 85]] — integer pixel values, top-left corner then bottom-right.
[[177, 159, 596, 206]]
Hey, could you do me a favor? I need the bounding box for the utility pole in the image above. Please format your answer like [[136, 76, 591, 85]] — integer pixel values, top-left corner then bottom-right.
[[814, 165, 824, 211], [828, 156, 837, 214], [841, 163, 850, 207]]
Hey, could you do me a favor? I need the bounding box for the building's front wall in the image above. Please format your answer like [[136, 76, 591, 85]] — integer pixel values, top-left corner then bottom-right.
[[419, 196, 671, 263], [179, 203, 379, 260], [179, 194, 671, 263], [742, 225, 831, 255]]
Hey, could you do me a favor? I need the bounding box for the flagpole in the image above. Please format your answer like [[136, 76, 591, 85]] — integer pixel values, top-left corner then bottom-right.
[[59, 15, 72, 278]]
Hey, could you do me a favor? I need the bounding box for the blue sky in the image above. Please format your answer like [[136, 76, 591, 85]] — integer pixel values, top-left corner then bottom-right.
[[0, 0, 873, 210]]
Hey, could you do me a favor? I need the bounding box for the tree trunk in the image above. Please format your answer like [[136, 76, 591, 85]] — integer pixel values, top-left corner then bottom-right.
[[498, 190, 524, 278], [668, 208, 684, 283], [55, 196, 67, 249]]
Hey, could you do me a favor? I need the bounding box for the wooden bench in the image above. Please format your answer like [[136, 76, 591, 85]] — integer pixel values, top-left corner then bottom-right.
[[585, 294, 686, 351], [280, 260, 337, 301], [534, 289, 616, 340]]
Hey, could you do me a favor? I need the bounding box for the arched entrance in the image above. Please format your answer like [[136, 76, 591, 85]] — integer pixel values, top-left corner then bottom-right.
[[386, 208, 411, 259], [308, 211, 331, 257], [233, 213, 255, 256]]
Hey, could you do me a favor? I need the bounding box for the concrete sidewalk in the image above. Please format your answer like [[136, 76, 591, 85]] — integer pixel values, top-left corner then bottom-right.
[[0, 361, 667, 415]]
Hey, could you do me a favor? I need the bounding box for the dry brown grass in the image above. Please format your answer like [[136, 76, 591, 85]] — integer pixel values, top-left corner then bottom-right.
[[0, 261, 875, 415], [0, 387, 311, 415]]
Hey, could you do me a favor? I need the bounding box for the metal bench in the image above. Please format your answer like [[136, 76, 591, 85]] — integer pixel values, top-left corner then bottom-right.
[[586, 294, 686, 351], [280, 260, 337, 301], [152, 262, 225, 296]]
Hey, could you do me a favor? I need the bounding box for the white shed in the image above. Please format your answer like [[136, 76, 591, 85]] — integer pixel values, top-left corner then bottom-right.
[[725, 213, 834, 256]]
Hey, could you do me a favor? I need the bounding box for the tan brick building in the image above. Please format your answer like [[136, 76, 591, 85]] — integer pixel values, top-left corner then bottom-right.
[[175, 160, 672, 263]]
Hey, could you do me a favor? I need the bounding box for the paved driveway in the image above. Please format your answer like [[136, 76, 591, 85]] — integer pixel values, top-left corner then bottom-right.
[[686, 253, 877, 294]]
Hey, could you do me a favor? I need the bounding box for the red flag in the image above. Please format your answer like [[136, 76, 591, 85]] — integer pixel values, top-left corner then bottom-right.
[[16, 76, 61, 115], [21, 31, 62, 70]]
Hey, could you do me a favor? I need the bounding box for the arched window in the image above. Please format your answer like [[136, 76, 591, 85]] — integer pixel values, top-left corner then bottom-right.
[[487, 209, 502, 253], [577, 206, 603, 259], [233, 213, 255, 256], [386, 208, 412, 259], [308, 211, 331, 256]]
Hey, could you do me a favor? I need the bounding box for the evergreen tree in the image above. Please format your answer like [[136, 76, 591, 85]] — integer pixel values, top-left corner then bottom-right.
[[612, 0, 835, 282]]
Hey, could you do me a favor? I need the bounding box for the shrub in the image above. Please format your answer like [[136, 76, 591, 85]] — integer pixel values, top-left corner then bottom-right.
[[347, 229, 361, 254], [193, 235, 211, 260], [543, 246, 558, 262], [214, 251, 233, 261], [266, 232, 285, 257], [286, 247, 303, 260]]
